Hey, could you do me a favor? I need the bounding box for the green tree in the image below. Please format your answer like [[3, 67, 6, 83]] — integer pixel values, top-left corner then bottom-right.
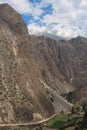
[[82, 108, 87, 128]]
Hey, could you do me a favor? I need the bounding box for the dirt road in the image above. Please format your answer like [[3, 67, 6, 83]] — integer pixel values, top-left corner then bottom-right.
[[0, 114, 57, 127]]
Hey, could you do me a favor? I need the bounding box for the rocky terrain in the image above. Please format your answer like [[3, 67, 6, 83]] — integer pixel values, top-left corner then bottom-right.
[[30, 36, 87, 89], [0, 3, 87, 124], [29, 35, 87, 104]]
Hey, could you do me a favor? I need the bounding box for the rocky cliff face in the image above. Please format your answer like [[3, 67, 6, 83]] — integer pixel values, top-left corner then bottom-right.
[[29, 36, 87, 104], [30, 35, 87, 88], [0, 4, 55, 123]]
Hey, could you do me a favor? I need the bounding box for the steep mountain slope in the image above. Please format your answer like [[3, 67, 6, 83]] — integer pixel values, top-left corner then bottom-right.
[[67, 36, 87, 88], [29, 36, 74, 94], [30, 36, 87, 104], [0, 4, 56, 123], [30, 36, 87, 88], [0, 4, 73, 123]]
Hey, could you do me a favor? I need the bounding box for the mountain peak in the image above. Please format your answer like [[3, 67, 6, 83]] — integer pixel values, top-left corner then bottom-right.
[[0, 3, 28, 35], [0, 3, 11, 8], [77, 36, 85, 40]]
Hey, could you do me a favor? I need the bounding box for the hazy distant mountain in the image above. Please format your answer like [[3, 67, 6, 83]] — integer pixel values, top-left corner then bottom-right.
[[35, 32, 64, 41]]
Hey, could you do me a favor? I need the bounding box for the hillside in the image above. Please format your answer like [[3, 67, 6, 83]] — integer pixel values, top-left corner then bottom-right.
[[0, 4, 74, 123], [30, 35, 87, 104]]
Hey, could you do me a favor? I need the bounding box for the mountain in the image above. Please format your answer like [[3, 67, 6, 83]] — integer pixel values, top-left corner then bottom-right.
[[0, 4, 73, 124], [30, 35, 87, 89], [0, 3, 87, 124], [34, 32, 64, 41], [30, 35, 87, 104]]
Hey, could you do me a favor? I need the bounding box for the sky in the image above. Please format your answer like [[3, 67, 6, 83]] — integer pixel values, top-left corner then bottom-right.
[[0, 0, 87, 39]]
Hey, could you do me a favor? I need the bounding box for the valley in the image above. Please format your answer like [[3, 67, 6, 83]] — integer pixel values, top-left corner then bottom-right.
[[0, 3, 87, 130]]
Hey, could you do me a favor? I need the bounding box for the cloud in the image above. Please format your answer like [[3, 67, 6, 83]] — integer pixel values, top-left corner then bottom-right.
[[27, 0, 87, 38], [40, 0, 87, 38], [27, 23, 47, 34], [79, 0, 87, 9], [0, 0, 87, 38]]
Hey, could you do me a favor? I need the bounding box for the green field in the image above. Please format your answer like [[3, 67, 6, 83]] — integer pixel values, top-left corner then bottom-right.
[[47, 114, 83, 129]]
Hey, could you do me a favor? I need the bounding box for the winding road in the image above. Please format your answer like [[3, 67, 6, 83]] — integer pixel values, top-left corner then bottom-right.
[[0, 114, 57, 127]]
